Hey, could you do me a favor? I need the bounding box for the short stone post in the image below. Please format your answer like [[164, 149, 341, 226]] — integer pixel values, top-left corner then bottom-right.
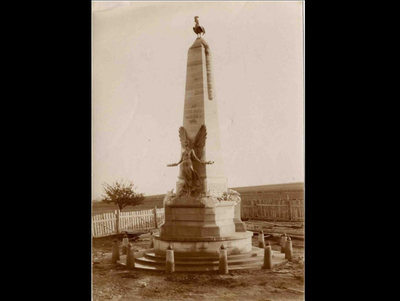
[[280, 233, 287, 253], [165, 245, 175, 274], [149, 231, 154, 249], [115, 210, 121, 234], [258, 230, 265, 248], [219, 245, 228, 275], [263, 241, 273, 269], [153, 206, 158, 229], [122, 233, 129, 255], [111, 239, 120, 263], [285, 237, 293, 262], [126, 243, 135, 269]]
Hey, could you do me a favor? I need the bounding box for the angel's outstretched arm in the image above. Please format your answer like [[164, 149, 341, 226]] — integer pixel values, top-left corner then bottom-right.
[[191, 150, 214, 165], [167, 153, 183, 167]]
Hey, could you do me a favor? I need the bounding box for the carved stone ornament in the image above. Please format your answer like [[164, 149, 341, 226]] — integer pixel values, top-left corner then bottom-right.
[[199, 196, 220, 208], [219, 189, 241, 205], [163, 189, 176, 205]]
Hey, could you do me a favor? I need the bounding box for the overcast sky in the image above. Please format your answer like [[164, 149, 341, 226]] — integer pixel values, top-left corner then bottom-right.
[[92, 1, 304, 200]]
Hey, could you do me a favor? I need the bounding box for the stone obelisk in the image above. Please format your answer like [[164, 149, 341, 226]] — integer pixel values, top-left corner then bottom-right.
[[129, 18, 279, 270], [156, 17, 248, 257], [176, 37, 227, 197]]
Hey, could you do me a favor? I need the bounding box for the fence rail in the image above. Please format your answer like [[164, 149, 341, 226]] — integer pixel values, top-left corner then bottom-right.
[[92, 207, 165, 238], [241, 196, 304, 221]]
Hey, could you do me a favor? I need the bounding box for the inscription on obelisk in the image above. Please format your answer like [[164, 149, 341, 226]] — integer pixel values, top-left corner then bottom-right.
[[176, 37, 227, 197]]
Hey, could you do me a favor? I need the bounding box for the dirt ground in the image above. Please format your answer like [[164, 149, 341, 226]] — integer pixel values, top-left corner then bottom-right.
[[92, 223, 304, 301]]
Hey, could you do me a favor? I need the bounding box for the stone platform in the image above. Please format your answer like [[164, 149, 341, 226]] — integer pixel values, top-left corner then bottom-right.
[[117, 247, 288, 272]]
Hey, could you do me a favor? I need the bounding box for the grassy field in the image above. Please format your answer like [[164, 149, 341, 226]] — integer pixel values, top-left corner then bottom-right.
[[92, 182, 304, 216], [232, 182, 304, 194]]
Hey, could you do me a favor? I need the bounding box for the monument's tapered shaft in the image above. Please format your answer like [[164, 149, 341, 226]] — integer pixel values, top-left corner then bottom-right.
[[177, 37, 227, 197]]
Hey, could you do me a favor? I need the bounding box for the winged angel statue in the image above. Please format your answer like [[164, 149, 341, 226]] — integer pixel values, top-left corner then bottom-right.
[[167, 125, 214, 196]]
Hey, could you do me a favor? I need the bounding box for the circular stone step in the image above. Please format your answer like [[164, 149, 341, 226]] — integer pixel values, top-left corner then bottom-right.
[[117, 248, 288, 272], [143, 246, 263, 262]]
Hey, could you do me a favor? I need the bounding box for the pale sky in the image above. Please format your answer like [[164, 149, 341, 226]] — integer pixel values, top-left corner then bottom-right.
[[92, 1, 304, 200]]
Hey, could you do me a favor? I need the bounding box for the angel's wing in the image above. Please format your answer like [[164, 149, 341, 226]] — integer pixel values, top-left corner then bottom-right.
[[193, 125, 207, 159], [179, 126, 187, 149]]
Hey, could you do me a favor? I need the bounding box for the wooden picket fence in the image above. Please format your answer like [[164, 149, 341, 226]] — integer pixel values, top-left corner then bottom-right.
[[92, 207, 165, 237], [93, 196, 303, 237], [241, 196, 304, 221]]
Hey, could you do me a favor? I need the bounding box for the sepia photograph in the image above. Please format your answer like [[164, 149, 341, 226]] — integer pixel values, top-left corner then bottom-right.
[[92, 1, 305, 300]]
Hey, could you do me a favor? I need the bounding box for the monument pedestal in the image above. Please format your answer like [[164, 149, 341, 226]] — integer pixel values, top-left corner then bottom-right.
[[161, 196, 236, 238], [154, 193, 250, 258], [128, 196, 285, 271]]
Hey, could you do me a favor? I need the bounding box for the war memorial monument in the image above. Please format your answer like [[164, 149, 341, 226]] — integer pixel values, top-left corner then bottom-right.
[[118, 17, 288, 272]]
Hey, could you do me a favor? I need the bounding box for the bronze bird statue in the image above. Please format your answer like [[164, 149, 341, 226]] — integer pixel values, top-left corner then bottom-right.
[[193, 16, 205, 37]]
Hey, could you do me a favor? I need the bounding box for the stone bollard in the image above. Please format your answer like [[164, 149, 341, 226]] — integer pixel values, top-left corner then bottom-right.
[[263, 241, 273, 269], [149, 231, 154, 249], [122, 233, 129, 255], [258, 230, 265, 248], [111, 239, 120, 263], [219, 245, 228, 275], [165, 245, 175, 274], [285, 237, 293, 262], [280, 233, 287, 253], [126, 243, 135, 269]]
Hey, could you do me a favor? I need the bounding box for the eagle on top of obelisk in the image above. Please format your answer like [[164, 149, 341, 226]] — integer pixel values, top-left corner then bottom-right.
[[193, 16, 205, 37]]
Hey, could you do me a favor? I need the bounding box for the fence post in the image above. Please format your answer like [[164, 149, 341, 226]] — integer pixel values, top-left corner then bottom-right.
[[149, 231, 154, 248], [280, 233, 287, 253], [287, 195, 292, 221], [115, 209, 121, 234], [126, 243, 135, 269], [285, 237, 293, 262], [112, 239, 120, 263], [166, 245, 175, 274], [153, 206, 158, 229], [122, 233, 129, 254], [258, 230, 265, 248], [263, 241, 272, 269], [219, 245, 228, 275]]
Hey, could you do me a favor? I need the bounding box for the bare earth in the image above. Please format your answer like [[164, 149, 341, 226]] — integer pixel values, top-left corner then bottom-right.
[[92, 222, 305, 301]]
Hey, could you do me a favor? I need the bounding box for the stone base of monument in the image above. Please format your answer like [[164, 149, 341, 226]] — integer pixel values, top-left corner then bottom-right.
[[157, 194, 252, 256], [117, 247, 288, 272], [152, 232, 253, 257], [117, 192, 288, 272], [160, 196, 245, 239]]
